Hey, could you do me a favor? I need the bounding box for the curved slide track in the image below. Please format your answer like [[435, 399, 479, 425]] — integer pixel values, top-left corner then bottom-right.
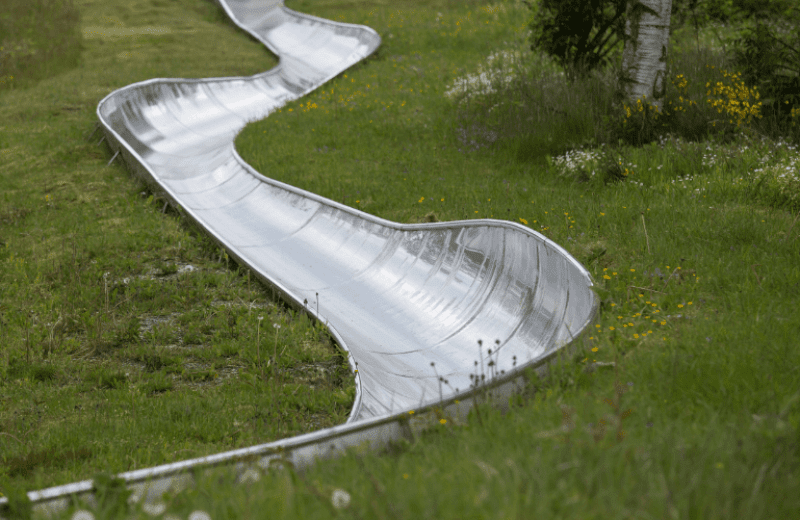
[[4, 0, 598, 516]]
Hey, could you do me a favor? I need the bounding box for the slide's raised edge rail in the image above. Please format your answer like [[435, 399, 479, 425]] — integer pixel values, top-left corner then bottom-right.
[[0, 1, 599, 517]]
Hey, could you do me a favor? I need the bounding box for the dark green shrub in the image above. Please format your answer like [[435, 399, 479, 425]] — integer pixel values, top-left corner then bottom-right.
[[526, 0, 628, 81], [728, 18, 800, 130]]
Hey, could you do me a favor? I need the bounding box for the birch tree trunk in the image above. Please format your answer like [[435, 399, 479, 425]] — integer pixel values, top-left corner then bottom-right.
[[620, 0, 673, 110]]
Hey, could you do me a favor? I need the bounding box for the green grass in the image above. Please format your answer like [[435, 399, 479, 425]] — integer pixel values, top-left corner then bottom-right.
[[0, 0, 83, 91], [0, 0, 354, 503], [3, 0, 800, 518]]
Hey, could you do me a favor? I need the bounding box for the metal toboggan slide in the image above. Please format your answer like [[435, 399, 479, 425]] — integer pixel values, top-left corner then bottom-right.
[[1, 1, 598, 516]]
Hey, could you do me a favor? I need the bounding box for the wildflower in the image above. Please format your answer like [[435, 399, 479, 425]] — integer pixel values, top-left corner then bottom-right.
[[142, 502, 167, 516], [519, 218, 528, 225], [331, 489, 351, 509], [439, 418, 447, 425], [189, 511, 212, 520], [239, 468, 261, 484], [71, 512, 95, 520]]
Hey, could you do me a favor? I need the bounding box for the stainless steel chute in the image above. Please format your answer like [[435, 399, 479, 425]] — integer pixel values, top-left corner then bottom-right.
[[2, 0, 598, 516]]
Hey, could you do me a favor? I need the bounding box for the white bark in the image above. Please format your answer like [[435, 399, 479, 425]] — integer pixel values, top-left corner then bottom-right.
[[621, 0, 672, 110]]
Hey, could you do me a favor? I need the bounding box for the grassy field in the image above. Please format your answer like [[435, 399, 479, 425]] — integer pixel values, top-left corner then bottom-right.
[[0, 0, 83, 91], [2, 0, 800, 518], [0, 0, 355, 506]]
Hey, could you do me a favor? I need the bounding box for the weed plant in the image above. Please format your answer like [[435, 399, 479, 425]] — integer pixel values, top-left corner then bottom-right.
[[1, 0, 799, 519]]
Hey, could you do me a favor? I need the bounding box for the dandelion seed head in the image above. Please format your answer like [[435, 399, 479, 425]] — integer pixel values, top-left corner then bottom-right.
[[331, 489, 351, 509], [142, 502, 167, 516]]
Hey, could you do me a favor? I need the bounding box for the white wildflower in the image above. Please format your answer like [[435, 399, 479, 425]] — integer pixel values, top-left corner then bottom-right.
[[331, 488, 351, 509], [142, 501, 167, 516]]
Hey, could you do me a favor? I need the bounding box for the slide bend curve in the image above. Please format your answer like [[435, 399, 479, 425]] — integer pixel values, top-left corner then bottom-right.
[[7, 0, 599, 514], [97, 0, 597, 422]]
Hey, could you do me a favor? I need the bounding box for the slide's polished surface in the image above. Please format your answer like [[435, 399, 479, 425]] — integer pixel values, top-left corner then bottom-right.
[[5, 0, 598, 514], [96, 0, 597, 422]]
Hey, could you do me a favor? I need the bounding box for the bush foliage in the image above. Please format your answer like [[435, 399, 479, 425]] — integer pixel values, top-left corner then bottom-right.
[[526, 0, 629, 81], [728, 17, 800, 124], [521, 0, 800, 146]]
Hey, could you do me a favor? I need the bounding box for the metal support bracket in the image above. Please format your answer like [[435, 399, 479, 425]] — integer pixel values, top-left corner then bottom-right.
[[85, 122, 100, 142], [106, 150, 119, 168], [107, 150, 120, 167]]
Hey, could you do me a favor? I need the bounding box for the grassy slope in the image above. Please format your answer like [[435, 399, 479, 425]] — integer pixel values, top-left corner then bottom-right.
[[0, 0, 798, 518], [0, 0, 354, 499], [226, 1, 796, 519]]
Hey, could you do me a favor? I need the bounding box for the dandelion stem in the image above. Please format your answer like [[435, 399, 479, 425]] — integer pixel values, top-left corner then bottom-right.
[[628, 285, 667, 295], [641, 213, 651, 255], [783, 211, 800, 243], [750, 264, 762, 287], [257, 317, 264, 380], [0, 432, 24, 445]]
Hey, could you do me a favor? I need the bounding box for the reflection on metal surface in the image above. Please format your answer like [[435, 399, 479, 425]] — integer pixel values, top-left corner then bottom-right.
[[3, 0, 598, 515]]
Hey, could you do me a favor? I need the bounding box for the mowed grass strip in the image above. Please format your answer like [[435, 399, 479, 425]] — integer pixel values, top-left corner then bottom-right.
[[2, 0, 800, 519]]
